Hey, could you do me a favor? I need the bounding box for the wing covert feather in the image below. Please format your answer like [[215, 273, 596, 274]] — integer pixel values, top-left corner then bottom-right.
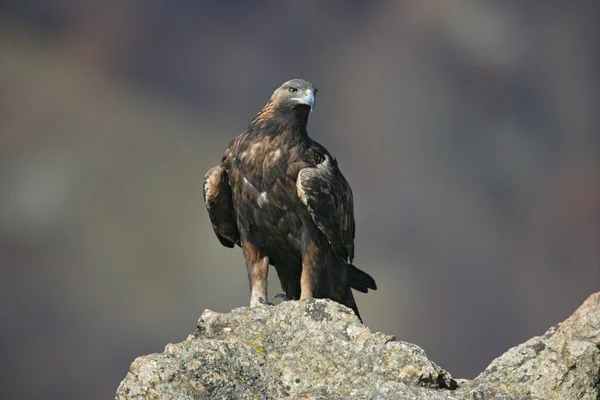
[[296, 155, 355, 262]]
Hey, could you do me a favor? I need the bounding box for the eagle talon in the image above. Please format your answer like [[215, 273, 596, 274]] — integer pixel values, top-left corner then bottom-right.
[[272, 293, 290, 302], [258, 296, 274, 306]]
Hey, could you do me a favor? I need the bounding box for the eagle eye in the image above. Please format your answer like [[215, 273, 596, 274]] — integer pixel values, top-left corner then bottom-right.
[[288, 87, 298, 94]]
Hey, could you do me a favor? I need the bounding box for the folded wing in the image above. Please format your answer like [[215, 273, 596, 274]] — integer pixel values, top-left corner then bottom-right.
[[203, 166, 240, 248], [296, 154, 355, 263]]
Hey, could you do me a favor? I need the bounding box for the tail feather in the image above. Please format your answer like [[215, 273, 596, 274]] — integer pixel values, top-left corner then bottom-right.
[[344, 287, 363, 322], [347, 263, 377, 293]]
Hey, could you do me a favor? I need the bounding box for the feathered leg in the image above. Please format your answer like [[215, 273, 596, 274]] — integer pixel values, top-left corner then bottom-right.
[[242, 241, 269, 306], [299, 239, 325, 299]]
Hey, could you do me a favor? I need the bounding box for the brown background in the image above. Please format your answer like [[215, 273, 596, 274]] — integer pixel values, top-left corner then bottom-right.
[[1, 2, 598, 399]]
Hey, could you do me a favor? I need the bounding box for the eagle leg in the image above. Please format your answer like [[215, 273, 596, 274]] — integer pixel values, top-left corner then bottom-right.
[[299, 239, 326, 300], [242, 241, 269, 307], [249, 256, 270, 307]]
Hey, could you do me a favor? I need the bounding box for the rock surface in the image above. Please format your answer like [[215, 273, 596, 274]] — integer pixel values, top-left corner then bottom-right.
[[471, 291, 600, 400], [116, 293, 599, 399]]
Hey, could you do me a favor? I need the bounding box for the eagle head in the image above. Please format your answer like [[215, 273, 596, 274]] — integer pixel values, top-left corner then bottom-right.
[[270, 79, 318, 112]]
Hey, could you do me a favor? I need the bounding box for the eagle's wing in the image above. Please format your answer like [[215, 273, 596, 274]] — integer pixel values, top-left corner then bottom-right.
[[203, 165, 240, 248], [296, 154, 355, 263]]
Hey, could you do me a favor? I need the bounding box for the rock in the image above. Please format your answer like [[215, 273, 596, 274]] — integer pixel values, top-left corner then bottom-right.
[[472, 292, 600, 400], [116, 293, 600, 400]]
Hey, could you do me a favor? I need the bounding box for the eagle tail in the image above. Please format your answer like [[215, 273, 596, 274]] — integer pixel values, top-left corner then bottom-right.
[[344, 287, 363, 323], [347, 263, 377, 293]]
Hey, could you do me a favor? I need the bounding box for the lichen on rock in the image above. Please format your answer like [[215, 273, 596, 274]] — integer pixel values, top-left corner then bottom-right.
[[116, 293, 600, 400]]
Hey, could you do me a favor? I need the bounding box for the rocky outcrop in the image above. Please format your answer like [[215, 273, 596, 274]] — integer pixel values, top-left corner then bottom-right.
[[470, 291, 600, 400], [116, 293, 599, 399]]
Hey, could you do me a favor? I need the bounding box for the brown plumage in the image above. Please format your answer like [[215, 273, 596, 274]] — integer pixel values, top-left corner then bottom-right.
[[203, 79, 376, 321]]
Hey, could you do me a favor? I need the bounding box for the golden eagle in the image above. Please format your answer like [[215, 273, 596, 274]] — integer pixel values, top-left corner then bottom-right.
[[203, 79, 376, 321]]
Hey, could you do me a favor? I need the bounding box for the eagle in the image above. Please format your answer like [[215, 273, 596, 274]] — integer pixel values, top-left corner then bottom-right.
[[203, 79, 376, 321]]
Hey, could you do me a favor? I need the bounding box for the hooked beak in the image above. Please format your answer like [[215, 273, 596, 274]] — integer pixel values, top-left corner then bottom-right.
[[293, 89, 315, 112]]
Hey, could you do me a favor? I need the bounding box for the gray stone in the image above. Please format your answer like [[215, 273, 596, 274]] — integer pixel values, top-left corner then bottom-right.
[[116, 293, 600, 399], [472, 292, 600, 400]]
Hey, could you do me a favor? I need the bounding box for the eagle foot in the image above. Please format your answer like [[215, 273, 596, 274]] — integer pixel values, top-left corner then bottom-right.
[[272, 293, 291, 302], [257, 296, 275, 306]]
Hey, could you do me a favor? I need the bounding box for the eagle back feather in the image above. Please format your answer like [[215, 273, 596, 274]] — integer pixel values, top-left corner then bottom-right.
[[296, 154, 355, 263]]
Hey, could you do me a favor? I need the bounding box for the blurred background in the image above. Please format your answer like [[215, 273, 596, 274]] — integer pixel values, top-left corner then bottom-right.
[[1, 1, 598, 399]]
